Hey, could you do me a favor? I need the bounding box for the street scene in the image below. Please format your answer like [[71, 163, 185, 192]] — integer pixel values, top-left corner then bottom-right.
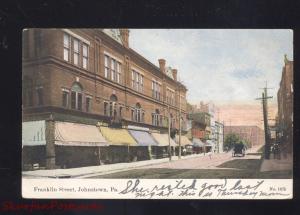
[[22, 29, 293, 179]]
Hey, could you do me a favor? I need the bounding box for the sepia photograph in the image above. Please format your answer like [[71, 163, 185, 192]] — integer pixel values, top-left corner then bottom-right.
[[21, 29, 293, 199]]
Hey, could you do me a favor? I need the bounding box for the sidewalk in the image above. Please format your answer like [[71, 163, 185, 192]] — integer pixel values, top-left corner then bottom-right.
[[260, 154, 293, 172], [22, 152, 210, 179]]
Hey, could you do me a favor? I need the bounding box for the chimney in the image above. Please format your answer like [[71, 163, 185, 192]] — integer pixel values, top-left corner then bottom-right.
[[120, 29, 129, 48], [172, 69, 178, 81], [158, 59, 166, 73]]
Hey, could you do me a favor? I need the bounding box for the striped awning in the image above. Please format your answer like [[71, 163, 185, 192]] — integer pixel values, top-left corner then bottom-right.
[[99, 126, 137, 146], [193, 138, 204, 147], [55, 122, 108, 146], [22, 121, 46, 146], [151, 133, 176, 147], [175, 135, 192, 146], [129, 130, 158, 146]]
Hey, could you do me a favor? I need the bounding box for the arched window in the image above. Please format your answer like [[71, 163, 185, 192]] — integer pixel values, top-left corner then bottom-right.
[[71, 83, 83, 110], [131, 103, 143, 123], [23, 76, 33, 107], [135, 103, 142, 122], [152, 109, 162, 126], [104, 94, 118, 118]]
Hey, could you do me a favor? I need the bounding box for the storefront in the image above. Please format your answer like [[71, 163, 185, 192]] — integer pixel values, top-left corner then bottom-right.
[[205, 140, 214, 153], [128, 129, 158, 160], [22, 120, 47, 170], [192, 138, 205, 154], [151, 133, 176, 158], [99, 126, 137, 163], [54, 121, 108, 168], [174, 135, 192, 156]]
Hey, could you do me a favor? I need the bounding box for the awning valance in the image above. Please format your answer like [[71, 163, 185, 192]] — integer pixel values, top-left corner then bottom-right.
[[129, 130, 158, 146], [99, 126, 137, 146], [55, 122, 108, 146], [22, 121, 46, 146], [175, 135, 192, 146], [151, 133, 176, 147], [193, 138, 204, 147]]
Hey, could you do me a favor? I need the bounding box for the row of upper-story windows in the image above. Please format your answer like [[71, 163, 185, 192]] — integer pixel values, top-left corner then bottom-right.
[[61, 84, 92, 112], [62, 32, 184, 107], [131, 70, 143, 93], [63, 33, 89, 69], [166, 88, 175, 106], [104, 55, 122, 84], [152, 80, 161, 101]]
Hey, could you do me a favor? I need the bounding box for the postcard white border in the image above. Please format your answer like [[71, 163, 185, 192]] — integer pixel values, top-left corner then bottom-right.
[[22, 178, 293, 200]]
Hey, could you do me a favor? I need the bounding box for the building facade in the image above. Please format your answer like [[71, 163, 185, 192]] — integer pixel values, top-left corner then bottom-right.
[[22, 29, 188, 169], [276, 55, 293, 154], [215, 121, 224, 153], [224, 125, 265, 147]]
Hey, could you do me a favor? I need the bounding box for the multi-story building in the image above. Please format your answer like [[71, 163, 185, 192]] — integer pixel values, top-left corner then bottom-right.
[[224, 125, 265, 147], [277, 55, 293, 155], [22, 29, 187, 169], [197, 101, 217, 150], [215, 121, 224, 153]]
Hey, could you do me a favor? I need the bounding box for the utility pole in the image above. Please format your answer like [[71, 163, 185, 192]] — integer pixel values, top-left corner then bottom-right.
[[178, 86, 182, 159], [168, 104, 172, 161], [256, 84, 273, 159]]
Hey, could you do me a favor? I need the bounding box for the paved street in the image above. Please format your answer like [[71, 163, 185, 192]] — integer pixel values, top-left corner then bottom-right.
[[88, 145, 291, 179]]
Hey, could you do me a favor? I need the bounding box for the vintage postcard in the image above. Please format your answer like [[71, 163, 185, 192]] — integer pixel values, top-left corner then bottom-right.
[[22, 29, 293, 199]]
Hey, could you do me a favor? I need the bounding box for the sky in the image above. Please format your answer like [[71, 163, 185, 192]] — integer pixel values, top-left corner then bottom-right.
[[129, 29, 293, 106]]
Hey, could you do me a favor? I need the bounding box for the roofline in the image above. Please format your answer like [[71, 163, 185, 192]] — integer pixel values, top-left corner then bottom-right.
[[95, 29, 187, 90]]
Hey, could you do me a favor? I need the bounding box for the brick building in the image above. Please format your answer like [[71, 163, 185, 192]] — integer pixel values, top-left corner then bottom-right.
[[224, 126, 265, 147], [277, 55, 293, 154], [22, 29, 187, 169]]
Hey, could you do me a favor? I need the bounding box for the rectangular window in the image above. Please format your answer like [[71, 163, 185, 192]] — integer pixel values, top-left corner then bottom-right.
[[111, 59, 116, 81], [104, 102, 108, 115], [119, 106, 122, 117], [36, 88, 44, 106], [82, 43, 88, 69], [117, 62, 121, 84], [131, 71, 135, 89], [63, 33, 70, 61], [86, 96, 91, 112], [131, 109, 135, 121], [71, 91, 76, 109], [73, 39, 80, 65], [152, 81, 161, 100], [132, 70, 143, 92], [77, 93, 82, 110], [135, 72, 139, 91], [109, 102, 113, 117], [62, 91, 69, 107], [104, 55, 109, 78], [140, 75, 143, 92]]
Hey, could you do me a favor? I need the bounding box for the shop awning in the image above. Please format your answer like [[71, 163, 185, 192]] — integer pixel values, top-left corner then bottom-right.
[[99, 126, 137, 146], [55, 122, 108, 146], [129, 130, 158, 146], [175, 135, 192, 146], [151, 133, 176, 147], [22, 121, 46, 146], [193, 138, 204, 147]]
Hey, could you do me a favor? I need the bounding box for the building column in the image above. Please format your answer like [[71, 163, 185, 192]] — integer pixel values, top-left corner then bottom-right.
[[45, 118, 56, 169]]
